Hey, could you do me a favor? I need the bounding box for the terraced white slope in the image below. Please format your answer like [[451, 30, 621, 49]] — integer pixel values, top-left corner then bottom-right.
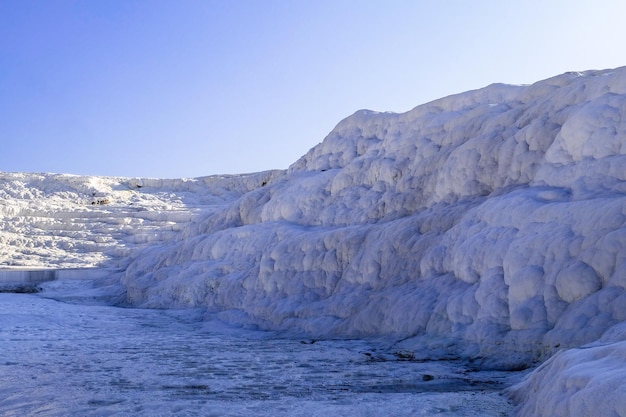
[[0, 171, 281, 269], [120, 69, 626, 359], [113, 68, 626, 415], [3, 67, 626, 416]]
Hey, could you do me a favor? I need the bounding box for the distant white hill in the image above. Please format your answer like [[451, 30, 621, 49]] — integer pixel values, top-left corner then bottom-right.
[[0, 171, 280, 269], [2, 67, 626, 416]]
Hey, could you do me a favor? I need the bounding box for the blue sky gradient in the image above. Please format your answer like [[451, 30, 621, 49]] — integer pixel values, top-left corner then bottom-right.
[[1, 0, 625, 178]]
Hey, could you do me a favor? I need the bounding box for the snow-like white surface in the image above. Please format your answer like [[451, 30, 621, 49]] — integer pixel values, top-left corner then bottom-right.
[[508, 322, 626, 417], [2, 67, 626, 416], [121, 67, 626, 351], [0, 171, 281, 268]]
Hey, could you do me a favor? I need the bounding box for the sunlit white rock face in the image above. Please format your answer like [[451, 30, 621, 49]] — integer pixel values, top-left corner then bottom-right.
[[119, 68, 626, 373], [507, 322, 626, 417], [0, 171, 281, 268], [2, 67, 626, 416]]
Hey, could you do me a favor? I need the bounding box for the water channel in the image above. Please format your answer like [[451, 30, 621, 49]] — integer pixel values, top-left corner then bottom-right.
[[0, 279, 518, 416]]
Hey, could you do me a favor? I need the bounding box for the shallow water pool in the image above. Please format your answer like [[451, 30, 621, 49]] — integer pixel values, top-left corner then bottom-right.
[[0, 281, 517, 416]]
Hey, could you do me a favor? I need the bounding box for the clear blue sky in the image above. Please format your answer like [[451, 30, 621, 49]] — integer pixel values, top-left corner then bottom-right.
[[1, 0, 625, 178]]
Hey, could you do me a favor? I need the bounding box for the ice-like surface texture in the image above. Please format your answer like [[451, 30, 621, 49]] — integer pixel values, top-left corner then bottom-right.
[[0, 288, 514, 417], [120, 67, 626, 353], [0, 171, 280, 268], [2, 67, 626, 416], [116, 68, 626, 415], [508, 322, 626, 417]]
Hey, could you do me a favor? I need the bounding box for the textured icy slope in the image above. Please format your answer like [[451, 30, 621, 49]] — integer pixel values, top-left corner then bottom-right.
[[508, 322, 626, 417], [116, 69, 626, 417], [120, 68, 626, 362], [4, 67, 626, 416], [0, 171, 280, 268]]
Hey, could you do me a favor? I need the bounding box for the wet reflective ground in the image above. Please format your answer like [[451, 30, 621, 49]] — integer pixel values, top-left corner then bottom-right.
[[0, 282, 517, 416]]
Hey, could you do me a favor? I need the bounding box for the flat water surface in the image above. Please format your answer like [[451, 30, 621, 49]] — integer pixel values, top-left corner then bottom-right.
[[0, 281, 517, 416]]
